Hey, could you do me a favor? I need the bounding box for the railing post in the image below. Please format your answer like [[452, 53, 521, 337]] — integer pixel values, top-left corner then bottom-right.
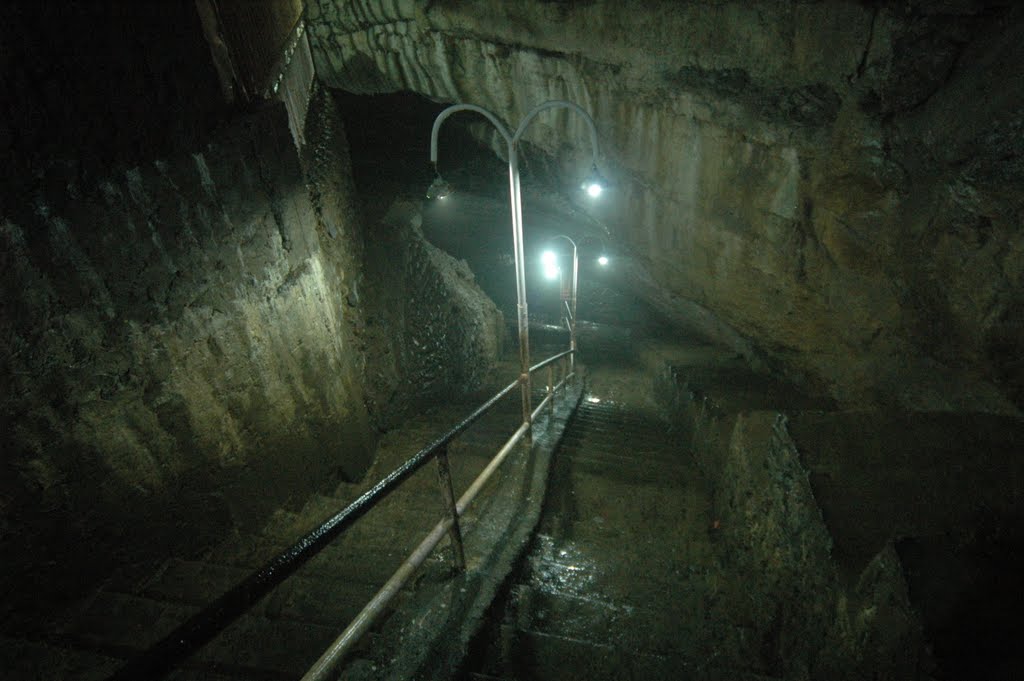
[[434, 446, 466, 572], [547, 364, 555, 415]]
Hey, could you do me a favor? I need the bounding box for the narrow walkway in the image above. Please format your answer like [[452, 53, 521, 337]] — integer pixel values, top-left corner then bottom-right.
[[461, 361, 779, 680]]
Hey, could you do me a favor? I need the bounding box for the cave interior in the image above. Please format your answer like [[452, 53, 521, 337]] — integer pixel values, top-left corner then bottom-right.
[[1, 1, 1023, 680]]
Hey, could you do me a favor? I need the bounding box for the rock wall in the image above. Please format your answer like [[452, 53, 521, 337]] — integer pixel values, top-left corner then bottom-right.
[[0, 92, 503, 609], [355, 200, 504, 429], [0, 103, 372, 604], [308, 0, 1024, 413], [652, 351, 932, 679]]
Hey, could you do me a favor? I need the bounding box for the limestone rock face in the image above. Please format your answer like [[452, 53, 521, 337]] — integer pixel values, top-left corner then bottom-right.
[[0, 94, 503, 600], [309, 0, 1024, 413], [0, 106, 375, 586], [355, 199, 505, 429]]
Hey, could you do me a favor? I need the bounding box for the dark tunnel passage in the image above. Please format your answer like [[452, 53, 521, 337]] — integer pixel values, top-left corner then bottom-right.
[[2, 2, 1024, 680]]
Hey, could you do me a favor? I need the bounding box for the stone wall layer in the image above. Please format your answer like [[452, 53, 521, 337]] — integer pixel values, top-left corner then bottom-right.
[[0, 95, 504, 611], [308, 0, 1024, 414]]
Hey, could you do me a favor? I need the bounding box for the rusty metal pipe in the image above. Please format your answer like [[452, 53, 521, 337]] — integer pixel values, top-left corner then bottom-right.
[[547, 365, 555, 415], [435, 447, 466, 572], [105, 376, 523, 681], [531, 373, 572, 421]]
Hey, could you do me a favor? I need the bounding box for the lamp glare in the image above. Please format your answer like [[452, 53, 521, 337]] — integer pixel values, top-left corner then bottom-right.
[[426, 176, 453, 200], [598, 255, 609, 266], [586, 182, 603, 198]]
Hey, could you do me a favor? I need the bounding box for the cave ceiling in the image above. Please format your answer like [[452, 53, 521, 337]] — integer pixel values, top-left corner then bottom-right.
[[307, 0, 1024, 413]]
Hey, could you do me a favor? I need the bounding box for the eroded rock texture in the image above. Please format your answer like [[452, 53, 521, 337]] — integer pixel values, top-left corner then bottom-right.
[[0, 92, 503, 604], [309, 0, 1024, 412]]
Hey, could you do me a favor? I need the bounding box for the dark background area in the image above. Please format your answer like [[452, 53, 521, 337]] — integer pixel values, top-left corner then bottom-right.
[[1, 1, 229, 196]]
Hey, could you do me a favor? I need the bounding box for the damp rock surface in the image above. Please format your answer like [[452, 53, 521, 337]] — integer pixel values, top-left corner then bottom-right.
[[308, 0, 1024, 414], [0, 93, 504, 621]]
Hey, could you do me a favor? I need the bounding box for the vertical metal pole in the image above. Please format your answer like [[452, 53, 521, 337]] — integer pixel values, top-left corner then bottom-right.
[[509, 146, 533, 436], [547, 364, 554, 414], [570, 243, 578, 377], [434, 447, 466, 572]]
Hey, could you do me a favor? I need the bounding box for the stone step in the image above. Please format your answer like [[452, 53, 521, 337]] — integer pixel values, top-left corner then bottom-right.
[[0, 633, 122, 681], [164, 668, 270, 681], [483, 624, 780, 681], [205, 531, 425, 586], [558, 434, 686, 454], [191, 609, 343, 677], [522, 551, 706, 611], [162, 667, 258, 681], [502, 583, 711, 659], [465, 672, 517, 681], [133, 558, 382, 628], [55, 590, 345, 678], [561, 417, 671, 438], [550, 450, 694, 486], [557, 436, 691, 464], [256, 490, 439, 547], [59, 591, 198, 655], [572, 409, 658, 426]]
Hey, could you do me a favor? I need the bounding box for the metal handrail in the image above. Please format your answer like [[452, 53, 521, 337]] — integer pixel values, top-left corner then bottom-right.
[[106, 349, 576, 681], [302, 349, 576, 679]]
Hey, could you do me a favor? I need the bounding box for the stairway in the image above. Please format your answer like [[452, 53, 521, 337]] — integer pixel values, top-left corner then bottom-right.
[[460, 361, 783, 681], [1, 360, 562, 680]]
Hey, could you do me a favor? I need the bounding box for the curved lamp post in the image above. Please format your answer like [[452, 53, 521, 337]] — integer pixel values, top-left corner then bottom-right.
[[429, 101, 602, 434], [546, 235, 579, 375], [543, 235, 611, 376]]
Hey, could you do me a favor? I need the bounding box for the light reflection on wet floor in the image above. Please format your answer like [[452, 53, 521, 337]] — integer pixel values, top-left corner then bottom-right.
[[461, 361, 772, 680]]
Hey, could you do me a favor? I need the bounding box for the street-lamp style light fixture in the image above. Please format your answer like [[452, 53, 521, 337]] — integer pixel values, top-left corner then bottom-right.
[[579, 234, 611, 268], [541, 249, 560, 281], [429, 101, 602, 433], [426, 175, 453, 200], [542, 235, 611, 376], [582, 165, 607, 198]]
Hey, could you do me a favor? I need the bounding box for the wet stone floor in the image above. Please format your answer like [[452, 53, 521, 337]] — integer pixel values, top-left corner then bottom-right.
[[460, 360, 777, 681]]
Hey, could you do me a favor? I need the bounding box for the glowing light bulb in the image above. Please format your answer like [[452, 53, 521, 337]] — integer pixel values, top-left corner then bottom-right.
[[426, 176, 453, 200], [586, 182, 603, 198], [598, 255, 609, 266]]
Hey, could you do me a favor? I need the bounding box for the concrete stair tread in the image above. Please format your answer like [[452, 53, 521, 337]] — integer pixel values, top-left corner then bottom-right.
[[132, 558, 383, 627], [208, 514, 416, 565], [55, 590, 352, 678], [0, 633, 123, 681], [556, 445, 696, 474], [558, 425, 676, 445], [191, 611, 343, 676], [164, 669, 272, 681], [487, 624, 780, 681], [59, 591, 200, 653], [571, 409, 664, 426], [256, 491, 441, 546], [523, 556, 711, 610], [503, 583, 712, 658], [558, 440, 688, 457]]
